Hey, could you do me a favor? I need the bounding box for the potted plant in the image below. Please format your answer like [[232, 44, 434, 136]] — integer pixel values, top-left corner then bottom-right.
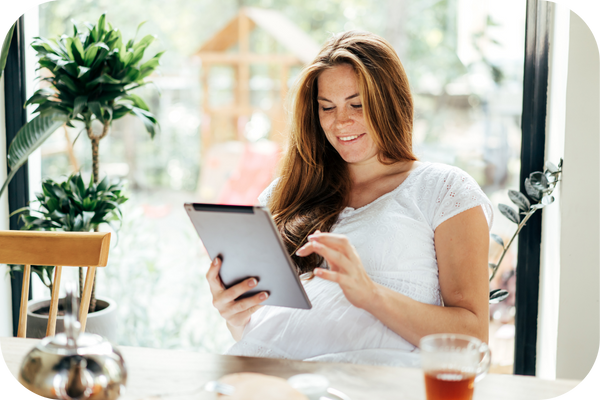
[[10, 172, 127, 339], [0, 12, 162, 199], [3, 12, 161, 312]]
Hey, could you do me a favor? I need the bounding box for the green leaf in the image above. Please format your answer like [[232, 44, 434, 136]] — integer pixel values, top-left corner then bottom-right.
[[56, 59, 78, 77], [1, 23, 16, 79], [524, 178, 542, 201], [88, 101, 104, 123], [73, 95, 87, 116], [8, 206, 31, 218], [508, 190, 530, 212], [59, 74, 80, 93], [133, 34, 156, 52], [529, 172, 549, 191], [82, 211, 95, 231], [46, 197, 59, 213], [85, 73, 121, 89], [129, 106, 158, 138], [122, 67, 140, 83], [75, 173, 86, 197], [72, 36, 85, 63], [25, 88, 56, 106], [133, 20, 147, 43], [5, 112, 67, 172], [83, 44, 99, 66], [122, 94, 149, 111], [112, 105, 131, 120], [489, 289, 509, 304], [97, 14, 107, 40], [129, 47, 147, 68], [77, 66, 90, 78], [541, 195, 555, 206], [97, 176, 109, 191], [94, 91, 124, 104], [121, 50, 134, 66], [138, 52, 164, 78], [545, 161, 559, 174], [90, 47, 109, 70], [84, 42, 109, 67], [50, 183, 67, 200], [498, 204, 520, 224], [72, 213, 83, 231], [491, 233, 504, 247], [34, 37, 62, 55]]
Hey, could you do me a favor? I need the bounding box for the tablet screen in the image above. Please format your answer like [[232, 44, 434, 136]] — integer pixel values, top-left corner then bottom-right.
[[185, 203, 312, 309]]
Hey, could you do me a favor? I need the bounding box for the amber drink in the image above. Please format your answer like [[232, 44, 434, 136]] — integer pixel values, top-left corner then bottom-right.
[[420, 334, 491, 400]]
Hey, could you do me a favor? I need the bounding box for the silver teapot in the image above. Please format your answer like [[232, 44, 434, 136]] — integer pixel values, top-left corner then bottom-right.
[[18, 284, 127, 400]]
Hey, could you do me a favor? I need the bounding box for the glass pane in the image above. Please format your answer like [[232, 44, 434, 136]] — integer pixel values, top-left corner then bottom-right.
[[29, 0, 525, 370]]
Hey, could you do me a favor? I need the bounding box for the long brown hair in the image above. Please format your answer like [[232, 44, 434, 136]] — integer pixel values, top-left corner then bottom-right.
[[269, 31, 417, 274]]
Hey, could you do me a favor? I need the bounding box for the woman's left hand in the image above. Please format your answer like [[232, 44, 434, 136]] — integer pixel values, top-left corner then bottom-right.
[[295, 231, 377, 309]]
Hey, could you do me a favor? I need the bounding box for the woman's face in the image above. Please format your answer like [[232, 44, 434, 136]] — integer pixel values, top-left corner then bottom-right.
[[317, 64, 379, 165]]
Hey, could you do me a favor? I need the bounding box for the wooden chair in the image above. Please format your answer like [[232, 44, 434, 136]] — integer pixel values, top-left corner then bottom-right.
[[0, 231, 111, 338]]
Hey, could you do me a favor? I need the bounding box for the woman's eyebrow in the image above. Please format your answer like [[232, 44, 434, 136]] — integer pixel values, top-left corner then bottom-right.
[[317, 93, 360, 102]]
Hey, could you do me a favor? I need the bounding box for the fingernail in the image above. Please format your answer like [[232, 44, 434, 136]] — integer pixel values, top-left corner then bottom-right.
[[314, 268, 322, 276], [249, 278, 257, 287], [212, 258, 218, 265], [260, 292, 269, 300]]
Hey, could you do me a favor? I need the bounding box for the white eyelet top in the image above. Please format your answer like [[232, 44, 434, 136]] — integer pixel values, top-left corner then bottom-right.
[[226, 162, 493, 367]]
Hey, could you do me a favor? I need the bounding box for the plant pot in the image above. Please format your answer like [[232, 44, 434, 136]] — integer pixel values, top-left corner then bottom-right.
[[26, 296, 118, 343]]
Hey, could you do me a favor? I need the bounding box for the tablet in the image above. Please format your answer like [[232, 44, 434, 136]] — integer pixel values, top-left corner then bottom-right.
[[184, 203, 312, 309]]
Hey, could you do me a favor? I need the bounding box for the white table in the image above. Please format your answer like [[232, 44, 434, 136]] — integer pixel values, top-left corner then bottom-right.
[[1, 337, 580, 399]]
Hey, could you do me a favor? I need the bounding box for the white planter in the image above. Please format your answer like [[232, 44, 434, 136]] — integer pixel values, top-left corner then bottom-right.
[[26, 297, 118, 342]]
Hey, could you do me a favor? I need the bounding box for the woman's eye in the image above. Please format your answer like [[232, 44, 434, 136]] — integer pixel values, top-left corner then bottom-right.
[[321, 106, 334, 111], [351, 104, 363, 109]]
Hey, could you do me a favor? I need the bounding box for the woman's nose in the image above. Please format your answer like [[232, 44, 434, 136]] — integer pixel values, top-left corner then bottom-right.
[[335, 109, 352, 128]]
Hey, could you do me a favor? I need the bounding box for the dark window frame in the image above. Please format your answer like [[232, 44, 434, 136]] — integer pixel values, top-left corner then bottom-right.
[[3, 15, 30, 337], [514, 0, 551, 376]]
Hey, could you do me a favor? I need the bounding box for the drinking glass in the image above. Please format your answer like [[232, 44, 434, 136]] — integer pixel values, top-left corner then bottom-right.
[[420, 333, 491, 400]]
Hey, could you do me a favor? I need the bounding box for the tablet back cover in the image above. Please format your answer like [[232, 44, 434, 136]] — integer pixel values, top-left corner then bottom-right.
[[185, 203, 311, 309]]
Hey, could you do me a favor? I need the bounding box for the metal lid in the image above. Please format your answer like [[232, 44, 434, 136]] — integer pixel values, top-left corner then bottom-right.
[[35, 283, 113, 356], [37, 332, 114, 356]]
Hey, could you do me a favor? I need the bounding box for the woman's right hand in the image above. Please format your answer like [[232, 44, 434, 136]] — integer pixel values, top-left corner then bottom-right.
[[206, 257, 269, 341]]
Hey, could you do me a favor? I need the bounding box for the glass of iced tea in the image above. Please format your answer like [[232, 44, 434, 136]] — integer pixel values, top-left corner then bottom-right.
[[420, 334, 491, 400]]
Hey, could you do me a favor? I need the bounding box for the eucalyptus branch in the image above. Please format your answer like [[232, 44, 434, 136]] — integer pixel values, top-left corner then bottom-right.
[[489, 210, 535, 281], [488, 159, 563, 303]]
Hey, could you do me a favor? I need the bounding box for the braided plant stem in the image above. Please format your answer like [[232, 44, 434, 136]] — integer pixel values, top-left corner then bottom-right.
[[86, 120, 111, 313], [79, 267, 84, 301]]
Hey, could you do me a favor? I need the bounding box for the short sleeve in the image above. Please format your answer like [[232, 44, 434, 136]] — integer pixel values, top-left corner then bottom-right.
[[430, 167, 493, 231], [257, 178, 280, 207]]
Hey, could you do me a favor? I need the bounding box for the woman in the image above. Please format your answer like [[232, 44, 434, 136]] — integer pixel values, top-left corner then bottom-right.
[[206, 31, 493, 367]]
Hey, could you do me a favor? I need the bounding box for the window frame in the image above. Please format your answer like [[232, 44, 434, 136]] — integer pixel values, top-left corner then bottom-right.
[[3, 15, 30, 337]]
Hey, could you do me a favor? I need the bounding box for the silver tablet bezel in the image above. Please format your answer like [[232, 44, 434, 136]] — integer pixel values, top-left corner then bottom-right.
[[184, 203, 312, 309]]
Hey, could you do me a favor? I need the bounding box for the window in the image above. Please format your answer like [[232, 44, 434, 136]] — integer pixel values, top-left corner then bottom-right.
[[14, 0, 528, 368]]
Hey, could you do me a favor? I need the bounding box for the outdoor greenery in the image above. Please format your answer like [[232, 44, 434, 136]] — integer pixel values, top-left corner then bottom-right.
[[488, 160, 563, 303], [11, 172, 127, 298]]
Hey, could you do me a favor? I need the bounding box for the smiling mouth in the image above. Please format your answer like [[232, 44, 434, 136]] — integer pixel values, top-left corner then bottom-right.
[[338, 133, 366, 143]]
